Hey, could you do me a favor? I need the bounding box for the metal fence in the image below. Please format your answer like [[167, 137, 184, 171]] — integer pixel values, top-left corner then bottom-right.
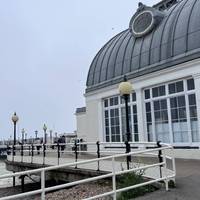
[[3, 142, 176, 200]]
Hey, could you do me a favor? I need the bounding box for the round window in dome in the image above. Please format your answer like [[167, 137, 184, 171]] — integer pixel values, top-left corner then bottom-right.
[[131, 10, 154, 37]]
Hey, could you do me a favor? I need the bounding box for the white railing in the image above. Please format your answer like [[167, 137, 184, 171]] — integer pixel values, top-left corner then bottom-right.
[[2, 142, 175, 200]]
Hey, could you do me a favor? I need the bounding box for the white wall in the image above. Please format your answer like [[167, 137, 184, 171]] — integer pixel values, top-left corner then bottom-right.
[[76, 112, 87, 141]]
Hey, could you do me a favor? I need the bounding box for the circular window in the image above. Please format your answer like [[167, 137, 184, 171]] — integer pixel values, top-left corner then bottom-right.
[[132, 11, 154, 37]]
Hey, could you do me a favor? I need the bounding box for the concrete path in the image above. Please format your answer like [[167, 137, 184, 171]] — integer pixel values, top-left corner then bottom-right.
[[7, 153, 174, 181], [136, 159, 200, 200]]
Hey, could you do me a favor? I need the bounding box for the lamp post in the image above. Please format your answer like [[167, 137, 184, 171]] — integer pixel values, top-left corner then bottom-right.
[[49, 130, 53, 144], [11, 112, 19, 155], [118, 76, 133, 169], [25, 132, 27, 143], [21, 128, 25, 145], [43, 124, 47, 144], [35, 130, 38, 140], [55, 132, 58, 143]]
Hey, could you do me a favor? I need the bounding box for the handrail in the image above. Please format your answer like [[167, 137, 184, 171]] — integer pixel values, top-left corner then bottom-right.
[[3, 142, 176, 200]]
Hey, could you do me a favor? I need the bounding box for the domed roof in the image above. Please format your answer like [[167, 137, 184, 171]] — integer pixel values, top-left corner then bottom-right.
[[86, 0, 200, 92]]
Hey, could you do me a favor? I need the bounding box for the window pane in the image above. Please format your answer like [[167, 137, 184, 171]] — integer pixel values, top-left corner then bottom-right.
[[176, 81, 184, 92], [146, 113, 152, 122], [171, 109, 178, 120], [154, 101, 160, 111], [110, 98, 114, 106], [152, 87, 159, 97], [187, 79, 195, 90], [159, 86, 165, 96], [133, 105, 137, 113], [161, 110, 168, 121], [177, 96, 185, 107], [189, 94, 196, 106], [169, 83, 176, 94], [105, 110, 109, 118], [145, 103, 151, 112], [179, 108, 186, 119], [170, 97, 177, 108], [134, 134, 139, 142], [104, 99, 108, 107], [132, 93, 136, 102], [110, 109, 114, 117], [145, 89, 150, 99], [161, 99, 167, 109], [190, 106, 197, 118], [114, 97, 119, 105]]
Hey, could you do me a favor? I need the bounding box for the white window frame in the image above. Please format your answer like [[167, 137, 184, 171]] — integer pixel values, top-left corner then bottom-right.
[[143, 77, 199, 146], [103, 93, 138, 143]]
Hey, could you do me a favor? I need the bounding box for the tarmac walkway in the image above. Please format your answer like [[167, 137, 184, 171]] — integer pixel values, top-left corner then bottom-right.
[[136, 159, 200, 200]]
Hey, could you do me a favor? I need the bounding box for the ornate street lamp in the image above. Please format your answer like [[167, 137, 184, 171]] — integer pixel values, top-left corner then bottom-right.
[[11, 112, 19, 155], [43, 124, 47, 144], [21, 128, 25, 145], [118, 76, 133, 169]]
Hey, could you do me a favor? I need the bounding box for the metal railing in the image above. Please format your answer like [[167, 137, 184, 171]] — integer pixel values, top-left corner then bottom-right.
[[2, 142, 176, 200]]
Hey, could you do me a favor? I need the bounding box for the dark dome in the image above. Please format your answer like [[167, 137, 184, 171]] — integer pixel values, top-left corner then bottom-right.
[[86, 0, 200, 92]]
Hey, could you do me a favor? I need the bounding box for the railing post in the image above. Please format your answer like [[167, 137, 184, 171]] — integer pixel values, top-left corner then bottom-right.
[[21, 143, 23, 162], [31, 144, 34, 163], [125, 141, 131, 170], [112, 157, 117, 200], [43, 144, 46, 165], [29, 145, 31, 156], [96, 141, 100, 171], [57, 143, 60, 165], [162, 149, 169, 191], [74, 140, 78, 168], [41, 170, 45, 200], [157, 141, 163, 178]]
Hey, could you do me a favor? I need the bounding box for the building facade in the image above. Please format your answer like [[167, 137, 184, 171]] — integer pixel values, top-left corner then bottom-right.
[[76, 0, 200, 156]]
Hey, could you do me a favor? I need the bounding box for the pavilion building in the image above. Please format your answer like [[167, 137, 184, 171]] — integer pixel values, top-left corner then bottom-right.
[[76, 0, 200, 158]]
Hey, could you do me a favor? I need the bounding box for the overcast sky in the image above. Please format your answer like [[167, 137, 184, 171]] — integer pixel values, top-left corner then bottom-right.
[[0, 0, 158, 140]]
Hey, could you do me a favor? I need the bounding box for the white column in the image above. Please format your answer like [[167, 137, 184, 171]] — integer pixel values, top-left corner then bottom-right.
[[193, 74, 200, 145], [97, 99, 104, 142], [135, 88, 147, 142]]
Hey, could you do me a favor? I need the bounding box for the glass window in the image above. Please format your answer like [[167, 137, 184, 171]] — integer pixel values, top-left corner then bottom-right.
[[104, 99, 108, 107], [145, 89, 150, 99], [110, 108, 120, 142], [176, 81, 184, 93], [144, 79, 199, 145], [188, 94, 199, 142], [169, 81, 184, 94], [152, 87, 159, 97], [187, 79, 195, 90], [145, 102, 153, 142], [132, 92, 136, 102], [170, 96, 188, 143], [103, 95, 138, 143], [110, 96, 118, 106], [152, 85, 165, 97]]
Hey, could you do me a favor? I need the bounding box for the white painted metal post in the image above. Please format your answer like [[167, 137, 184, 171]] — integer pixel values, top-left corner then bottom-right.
[[112, 157, 117, 200], [163, 150, 169, 191], [171, 147, 176, 184], [41, 170, 45, 200]]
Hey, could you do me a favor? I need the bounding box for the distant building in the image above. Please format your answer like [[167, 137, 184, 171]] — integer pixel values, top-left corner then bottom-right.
[[76, 0, 200, 158]]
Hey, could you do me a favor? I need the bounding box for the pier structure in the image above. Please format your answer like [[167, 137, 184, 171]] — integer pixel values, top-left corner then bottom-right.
[[1, 141, 176, 199]]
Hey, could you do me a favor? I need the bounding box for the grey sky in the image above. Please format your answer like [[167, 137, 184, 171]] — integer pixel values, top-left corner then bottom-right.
[[0, 0, 158, 140]]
